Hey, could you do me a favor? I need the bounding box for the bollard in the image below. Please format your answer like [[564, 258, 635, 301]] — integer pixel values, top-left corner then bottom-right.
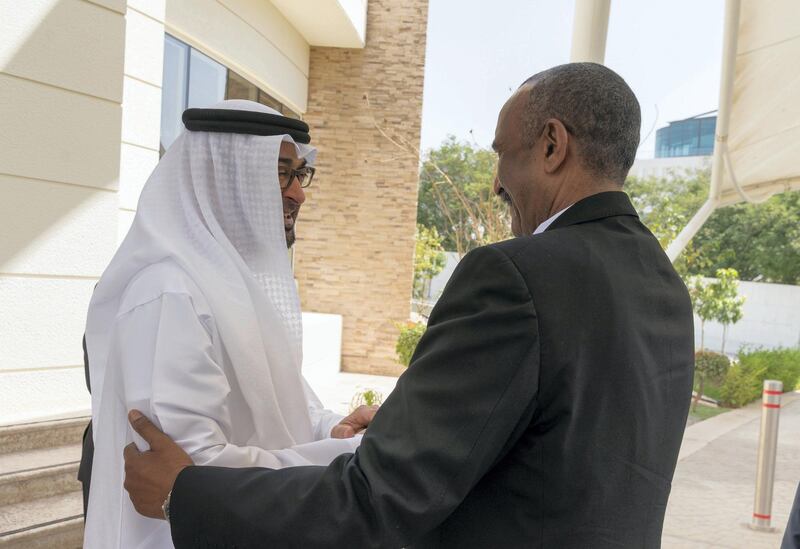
[[749, 379, 783, 532]]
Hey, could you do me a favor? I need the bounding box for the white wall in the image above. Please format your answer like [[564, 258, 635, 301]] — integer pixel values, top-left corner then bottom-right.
[[165, 0, 310, 113], [696, 279, 800, 355], [427, 257, 800, 354], [301, 312, 343, 378], [0, 0, 126, 425], [426, 251, 461, 301], [118, 0, 166, 240], [0, 0, 316, 425]]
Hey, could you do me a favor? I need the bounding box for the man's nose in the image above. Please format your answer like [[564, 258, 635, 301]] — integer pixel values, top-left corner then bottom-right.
[[283, 177, 306, 205]]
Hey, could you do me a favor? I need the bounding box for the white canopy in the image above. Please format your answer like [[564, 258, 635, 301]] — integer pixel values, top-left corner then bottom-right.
[[570, 0, 800, 260], [716, 0, 800, 207]]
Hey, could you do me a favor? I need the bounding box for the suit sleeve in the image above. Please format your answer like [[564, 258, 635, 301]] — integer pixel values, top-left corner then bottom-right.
[[169, 246, 541, 549]]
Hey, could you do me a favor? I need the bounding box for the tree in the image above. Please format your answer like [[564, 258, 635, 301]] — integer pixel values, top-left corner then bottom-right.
[[688, 275, 718, 352], [688, 269, 746, 356], [687, 270, 743, 411], [413, 224, 446, 300], [417, 136, 511, 255], [689, 191, 800, 285], [711, 268, 745, 355], [625, 170, 800, 283], [625, 169, 709, 251], [362, 95, 511, 257]]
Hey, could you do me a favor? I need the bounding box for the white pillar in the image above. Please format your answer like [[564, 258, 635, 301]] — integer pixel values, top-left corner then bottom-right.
[[569, 0, 612, 64], [666, 0, 741, 261]]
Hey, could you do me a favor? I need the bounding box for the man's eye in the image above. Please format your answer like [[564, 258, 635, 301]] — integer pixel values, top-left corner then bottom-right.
[[278, 171, 290, 177]]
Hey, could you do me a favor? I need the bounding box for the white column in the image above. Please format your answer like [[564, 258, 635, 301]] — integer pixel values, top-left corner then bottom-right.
[[118, 0, 167, 242], [667, 0, 741, 262], [569, 0, 612, 64]]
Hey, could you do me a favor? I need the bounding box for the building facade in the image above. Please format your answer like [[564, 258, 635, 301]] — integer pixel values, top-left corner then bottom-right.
[[0, 0, 428, 424], [655, 111, 717, 158], [630, 111, 717, 180]]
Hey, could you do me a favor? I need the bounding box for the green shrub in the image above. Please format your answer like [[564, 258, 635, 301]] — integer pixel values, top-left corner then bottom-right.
[[395, 321, 427, 367], [695, 351, 730, 385], [692, 351, 730, 409], [721, 348, 800, 407], [350, 388, 384, 413], [720, 361, 767, 408]]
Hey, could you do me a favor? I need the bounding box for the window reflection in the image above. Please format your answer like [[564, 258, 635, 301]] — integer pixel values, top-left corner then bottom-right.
[[226, 70, 258, 102], [655, 115, 717, 158], [257, 90, 283, 112], [187, 49, 227, 109], [159, 34, 302, 156], [159, 35, 189, 155]]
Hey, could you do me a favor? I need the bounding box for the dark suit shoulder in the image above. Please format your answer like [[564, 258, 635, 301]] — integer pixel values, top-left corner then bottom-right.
[[484, 229, 591, 275], [485, 225, 591, 256]]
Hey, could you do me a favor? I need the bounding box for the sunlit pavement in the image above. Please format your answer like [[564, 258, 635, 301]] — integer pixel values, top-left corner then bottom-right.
[[663, 392, 800, 548], [305, 370, 400, 416]]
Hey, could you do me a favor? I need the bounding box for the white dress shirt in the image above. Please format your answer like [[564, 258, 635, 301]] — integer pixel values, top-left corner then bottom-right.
[[533, 205, 572, 235]]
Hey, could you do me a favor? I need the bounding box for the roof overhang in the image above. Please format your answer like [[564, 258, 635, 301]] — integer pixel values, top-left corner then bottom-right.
[[715, 0, 800, 206], [271, 0, 367, 48]]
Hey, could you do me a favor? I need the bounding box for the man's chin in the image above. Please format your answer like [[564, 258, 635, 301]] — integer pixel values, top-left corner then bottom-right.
[[285, 228, 295, 249]]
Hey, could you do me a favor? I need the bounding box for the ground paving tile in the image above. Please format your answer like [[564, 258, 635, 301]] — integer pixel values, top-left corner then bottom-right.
[[663, 394, 800, 548]]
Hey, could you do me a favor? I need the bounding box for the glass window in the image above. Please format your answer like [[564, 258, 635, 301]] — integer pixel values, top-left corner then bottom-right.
[[282, 107, 302, 120], [160, 35, 189, 154], [257, 90, 283, 112], [699, 118, 716, 154], [226, 70, 258, 101], [160, 34, 304, 156], [187, 49, 227, 109]]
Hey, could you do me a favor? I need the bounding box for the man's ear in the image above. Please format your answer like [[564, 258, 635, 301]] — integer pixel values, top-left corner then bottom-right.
[[542, 119, 569, 173]]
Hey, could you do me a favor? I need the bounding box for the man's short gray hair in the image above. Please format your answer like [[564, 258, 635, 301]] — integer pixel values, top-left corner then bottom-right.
[[521, 63, 641, 183]]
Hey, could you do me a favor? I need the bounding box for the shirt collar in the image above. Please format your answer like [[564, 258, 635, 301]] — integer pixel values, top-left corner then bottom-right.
[[533, 205, 573, 235]]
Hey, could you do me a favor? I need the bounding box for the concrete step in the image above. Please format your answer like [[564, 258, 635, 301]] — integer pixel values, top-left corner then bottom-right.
[[0, 492, 83, 548], [0, 417, 89, 455], [0, 459, 81, 507], [0, 444, 82, 477]]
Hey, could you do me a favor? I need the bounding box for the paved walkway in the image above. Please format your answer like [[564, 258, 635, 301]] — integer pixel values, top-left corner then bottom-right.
[[663, 391, 800, 548], [306, 371, 399, 416]]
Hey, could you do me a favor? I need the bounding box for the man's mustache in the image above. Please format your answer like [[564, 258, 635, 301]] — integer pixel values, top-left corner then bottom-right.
[[497, 189, 513, 206]]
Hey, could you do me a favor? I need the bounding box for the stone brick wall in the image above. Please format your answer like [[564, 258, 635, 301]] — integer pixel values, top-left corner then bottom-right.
[[297, 0, 429, 376]]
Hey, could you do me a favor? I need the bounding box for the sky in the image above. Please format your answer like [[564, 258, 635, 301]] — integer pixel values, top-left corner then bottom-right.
[[419, 0, 725, 158]]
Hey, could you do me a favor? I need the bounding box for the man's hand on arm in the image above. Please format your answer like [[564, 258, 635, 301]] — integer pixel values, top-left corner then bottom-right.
[[330, 405, 379, 439], [123, 410, 193, 520]]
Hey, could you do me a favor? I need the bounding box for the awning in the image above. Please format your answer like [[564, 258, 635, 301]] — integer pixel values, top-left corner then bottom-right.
[[716, 0, 800, 207], [666, 0, 800, 259], [569, 0, 800, 260]]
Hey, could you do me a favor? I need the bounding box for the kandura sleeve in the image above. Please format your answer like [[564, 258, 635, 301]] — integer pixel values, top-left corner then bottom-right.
[[113, 292, 359, 470], [302, 377, 346, 441]]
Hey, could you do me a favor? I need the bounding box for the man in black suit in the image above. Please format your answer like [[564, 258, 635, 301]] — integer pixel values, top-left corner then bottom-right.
[[122, 62, 695, 548]]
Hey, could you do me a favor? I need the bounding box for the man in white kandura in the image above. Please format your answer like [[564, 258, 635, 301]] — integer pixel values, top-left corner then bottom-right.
[[82, 100, 376, 548]]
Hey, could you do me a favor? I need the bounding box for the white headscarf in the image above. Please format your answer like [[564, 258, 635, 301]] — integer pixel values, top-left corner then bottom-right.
[[85, 100, 318, 450]]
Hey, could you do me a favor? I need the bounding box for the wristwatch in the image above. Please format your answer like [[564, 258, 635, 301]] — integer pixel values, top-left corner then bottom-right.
[[162, 490, 172, 523]]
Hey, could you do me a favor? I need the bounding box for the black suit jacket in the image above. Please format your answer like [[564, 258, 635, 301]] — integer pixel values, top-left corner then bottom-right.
[[169, 191, 695, 548]]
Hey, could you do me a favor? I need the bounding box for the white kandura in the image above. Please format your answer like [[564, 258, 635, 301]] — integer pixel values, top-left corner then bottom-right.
[[84, 100, 360, 549]]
